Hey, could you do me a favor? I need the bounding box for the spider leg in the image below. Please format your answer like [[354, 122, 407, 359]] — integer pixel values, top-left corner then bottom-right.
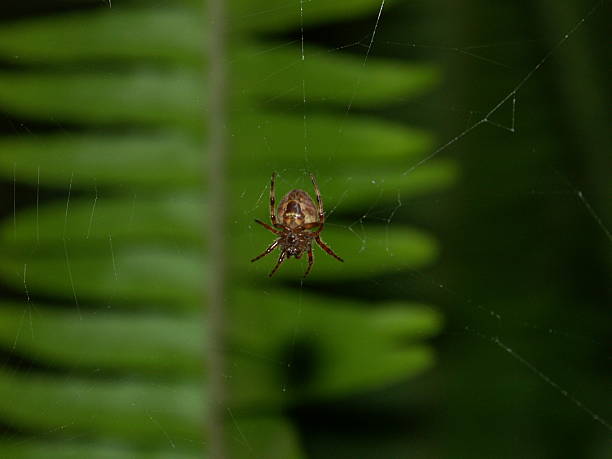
[[251, 240, 279, 262], [310, 173, 325, 222], [255, 219, 281, 234], [270, 172, 278, 226], [310, 173, 325, 235], [303, 244, 314, 277], [269, 251, 287, 277], [296, 222, 321, 234], [300, 222, 321, 230], [315, 235, 344, 262]]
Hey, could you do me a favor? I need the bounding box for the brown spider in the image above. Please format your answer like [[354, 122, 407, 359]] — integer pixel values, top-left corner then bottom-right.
[[251, 172, 344, 277]]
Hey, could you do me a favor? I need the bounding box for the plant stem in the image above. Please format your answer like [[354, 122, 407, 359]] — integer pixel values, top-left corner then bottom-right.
[[207, 0, 227, 456]]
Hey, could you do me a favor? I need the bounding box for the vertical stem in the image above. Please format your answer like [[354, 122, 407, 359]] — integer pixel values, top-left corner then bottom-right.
[[207, 0, 227, 457]]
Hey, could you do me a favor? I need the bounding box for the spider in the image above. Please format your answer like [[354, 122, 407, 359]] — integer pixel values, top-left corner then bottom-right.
[[251, 172, 344, 277]]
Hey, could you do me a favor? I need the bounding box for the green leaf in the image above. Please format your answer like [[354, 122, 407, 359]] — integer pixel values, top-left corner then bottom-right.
[[3, 194, 204, 248], [0, 71, 202, 127], [0, 223, 434, 304], [0, 8, 203, 63], [232, 112, 437, 171], [0, 295, 440, 391], [0, 370, 202, 446], [0, 416, 304, 459], [235, 43, 440, 107], [0, 51, 436, 125], [0, 441, 198, 459], [0, 249, 204, 308], [0, 303, 202, 375], [245, 225, 439, 281], [234, 162, 458, 210], [229, 290, 442, 402], [0, 112, 436, 188], [2, 160, 454, 251], [0, 2, 403, 62], [0, 133, 202, 187]]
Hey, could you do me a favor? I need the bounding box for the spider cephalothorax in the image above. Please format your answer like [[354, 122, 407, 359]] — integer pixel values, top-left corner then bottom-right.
[[251, 172, 344, 277]]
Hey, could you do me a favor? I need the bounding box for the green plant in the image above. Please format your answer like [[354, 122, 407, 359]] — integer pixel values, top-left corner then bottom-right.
[[0, 1, 454, 457]]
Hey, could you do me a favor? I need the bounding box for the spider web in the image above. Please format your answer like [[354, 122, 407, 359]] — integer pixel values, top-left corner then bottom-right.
[[242, 0, 611, 454], [0, 0, 610, 457]]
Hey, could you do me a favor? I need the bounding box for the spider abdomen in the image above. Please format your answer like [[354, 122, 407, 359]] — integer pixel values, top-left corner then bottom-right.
[[278, 189, 318, 229]]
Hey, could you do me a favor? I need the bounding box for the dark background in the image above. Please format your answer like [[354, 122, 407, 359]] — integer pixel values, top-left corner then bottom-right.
[[1, 1, 610, 458]]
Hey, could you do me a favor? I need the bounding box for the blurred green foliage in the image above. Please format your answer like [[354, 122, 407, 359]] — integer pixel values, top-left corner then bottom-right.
[[0, 1, 452, 457]]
